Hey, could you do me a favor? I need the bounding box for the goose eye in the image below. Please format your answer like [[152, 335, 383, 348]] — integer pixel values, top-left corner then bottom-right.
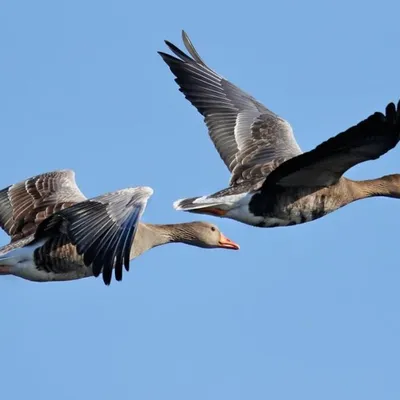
[[211, 227, 216, 232]]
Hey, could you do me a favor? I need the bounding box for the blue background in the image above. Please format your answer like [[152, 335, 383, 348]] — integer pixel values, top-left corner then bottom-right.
[[1, 1, 400, 399]]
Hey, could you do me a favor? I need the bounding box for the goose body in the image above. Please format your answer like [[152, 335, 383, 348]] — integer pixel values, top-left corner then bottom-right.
[[159, 31, 400, 228], [0, 170, 239, 285]]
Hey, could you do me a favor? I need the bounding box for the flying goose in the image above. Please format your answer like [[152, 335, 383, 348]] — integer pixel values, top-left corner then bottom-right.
[[0, 170, 239, 285], [159, 31, 400, 228]]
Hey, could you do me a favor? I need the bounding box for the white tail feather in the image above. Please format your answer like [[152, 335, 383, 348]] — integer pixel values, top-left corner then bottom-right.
[[173, 196, 225, 211]]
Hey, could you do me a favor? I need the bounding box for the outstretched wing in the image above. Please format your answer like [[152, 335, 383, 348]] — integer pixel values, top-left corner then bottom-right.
[[159, 30, 302, 186], [36, 187, 153, 285], [264, 101, 400, 189], [0, 170, 87, 242]]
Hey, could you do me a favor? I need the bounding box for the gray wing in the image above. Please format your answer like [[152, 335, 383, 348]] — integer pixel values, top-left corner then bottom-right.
[[0, 170, 87, 242], [36, 187, 153, 285], [263, 101, 400, 189], [159, 31, 302, 186]]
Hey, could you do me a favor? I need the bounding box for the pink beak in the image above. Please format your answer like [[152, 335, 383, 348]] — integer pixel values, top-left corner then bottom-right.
[[218, 233, 240, 250]]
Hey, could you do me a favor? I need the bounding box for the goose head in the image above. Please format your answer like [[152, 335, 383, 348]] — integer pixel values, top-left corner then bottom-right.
[[176, 221, 240, 250]]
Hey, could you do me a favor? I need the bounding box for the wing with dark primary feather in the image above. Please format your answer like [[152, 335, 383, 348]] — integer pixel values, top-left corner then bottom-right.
[[36, 187, 153, 285], [0, 170, 87, 242], [158, 31, 302, 186], [263, 101, 400, 190]]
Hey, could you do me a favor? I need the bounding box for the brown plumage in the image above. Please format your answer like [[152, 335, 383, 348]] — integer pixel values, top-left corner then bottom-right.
[[0, 170, 239, 285], [159, 31, 400, 228]]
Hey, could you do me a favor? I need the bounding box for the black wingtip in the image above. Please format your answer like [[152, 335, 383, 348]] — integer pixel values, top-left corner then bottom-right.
[[162, 39, 193, 63], [103, 270, 112, 286], [384, 100, 400, 127], [386, 102, 395, 115], [92, 268, 101, 278], [157, 51, 177, 64], [114, 265, 123, 282]]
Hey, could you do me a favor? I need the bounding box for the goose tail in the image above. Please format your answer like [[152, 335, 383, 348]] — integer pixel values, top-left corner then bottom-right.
[[173, 195, 228, 215]]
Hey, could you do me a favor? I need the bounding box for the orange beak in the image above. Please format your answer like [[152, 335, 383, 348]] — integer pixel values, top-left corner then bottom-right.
[[218, 233, 240, 250]]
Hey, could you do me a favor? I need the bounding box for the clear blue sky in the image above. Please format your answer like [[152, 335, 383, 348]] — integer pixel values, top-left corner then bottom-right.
[[1, 0, 400, 399]]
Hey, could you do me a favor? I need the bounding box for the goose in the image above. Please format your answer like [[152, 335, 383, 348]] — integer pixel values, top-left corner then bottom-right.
[[0, 170, 239, 285], [159, 31, 400, 228]]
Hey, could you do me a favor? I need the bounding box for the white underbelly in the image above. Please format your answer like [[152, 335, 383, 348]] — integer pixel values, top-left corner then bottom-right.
[[0, 240, 93, 282], [261, 217, 295, 227], [226, 205, 294, 227], [227, 211, 312, 228], [226, 208, 265, 226], [11, 260, 93, 282]]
